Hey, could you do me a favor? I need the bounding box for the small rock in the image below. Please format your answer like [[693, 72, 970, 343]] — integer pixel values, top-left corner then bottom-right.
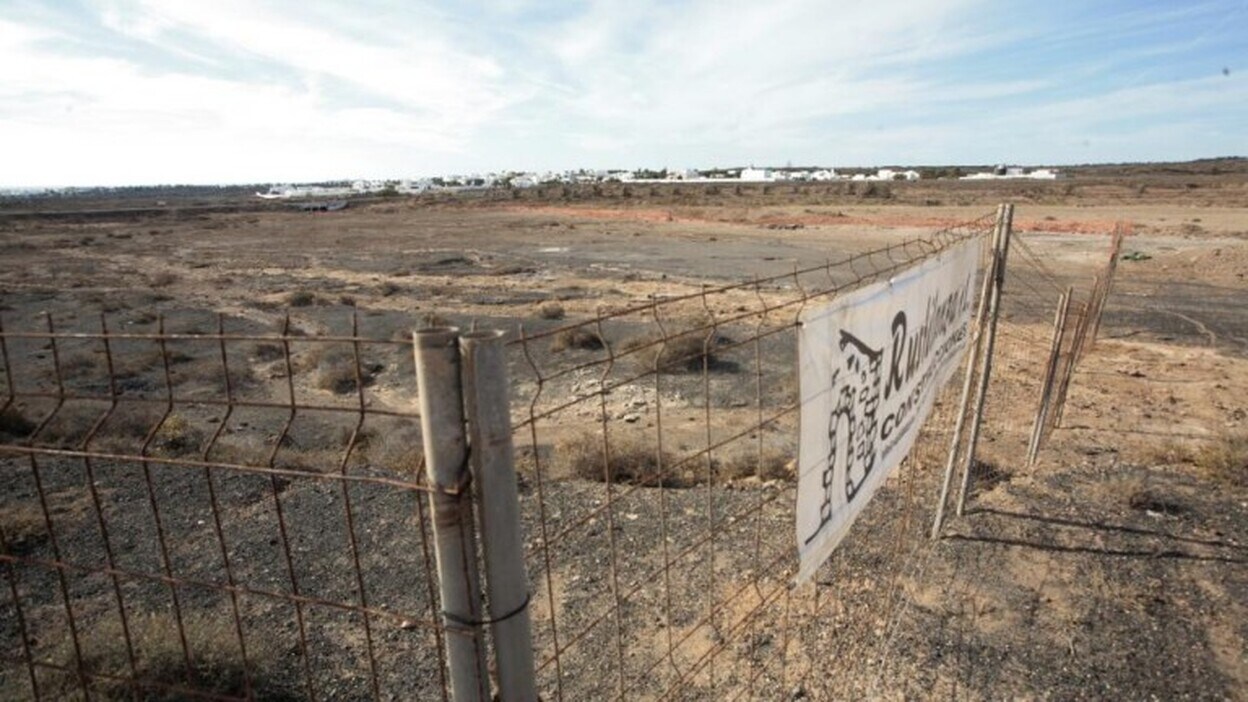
[[623, 413, 641, 423]]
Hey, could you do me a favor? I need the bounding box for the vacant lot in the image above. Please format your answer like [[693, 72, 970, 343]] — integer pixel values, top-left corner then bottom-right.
[[1, 170, 1245, 699]]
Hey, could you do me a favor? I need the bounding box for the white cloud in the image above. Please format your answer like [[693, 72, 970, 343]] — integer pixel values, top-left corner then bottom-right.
[[0, 1, 1243, 185]]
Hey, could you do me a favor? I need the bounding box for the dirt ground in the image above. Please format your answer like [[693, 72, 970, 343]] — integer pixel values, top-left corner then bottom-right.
[[0, 170, 1245, 700]]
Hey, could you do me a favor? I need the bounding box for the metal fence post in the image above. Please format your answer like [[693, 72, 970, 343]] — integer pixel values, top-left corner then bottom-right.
[[1027, 287, 1072, 465], [930, 207, 1003, 538], [1053, 281, 1095, 430], [1084, 226, 1124, 355], [461, 330, 538, 702], [414, 327, 490, 702], [955, 203, 1013, 517]]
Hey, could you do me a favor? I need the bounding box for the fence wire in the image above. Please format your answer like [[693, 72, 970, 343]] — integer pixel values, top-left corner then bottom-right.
[[0, 312, 458, 701], [504, 215, 996, 700], [954, 222, 1125, 498], [2, 209, 1101, 701]]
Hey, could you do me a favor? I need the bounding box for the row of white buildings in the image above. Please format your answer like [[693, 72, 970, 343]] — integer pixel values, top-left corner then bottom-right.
[[960, 166, 1061, 180], [255, 164, 1062, 200]]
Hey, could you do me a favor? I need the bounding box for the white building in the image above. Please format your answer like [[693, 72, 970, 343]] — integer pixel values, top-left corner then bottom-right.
[[740, 167, 772, 182]]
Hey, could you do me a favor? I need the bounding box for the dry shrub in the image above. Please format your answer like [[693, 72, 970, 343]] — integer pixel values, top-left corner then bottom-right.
[[286, 291, 317, 307], [0, 405, 36, 439], [7, 609, 295, 701], [1127, 487, 1185, 516], [420, 312, 451, 329], [556, 430, 685, 486], [0, 503, 49, 554], [31, 405, 102, 448], [377, 281, 402, 297], [314, 350, 383, 395], [538, 302, 566, 320], [57, 350, 99, 378], [713, 445, 794, 482], [153, 414, 203, 456], [148, 271, 178, 288], [98, 408, 160, 451], [363, 430, 424, 473], [1150, 431, 1246, 488], [622, 317, 720, 372], [1192, 430, 1247, 488], [253, 342, 284, 362], [550, 326, 604, 352], [0, 488, 97, 556]]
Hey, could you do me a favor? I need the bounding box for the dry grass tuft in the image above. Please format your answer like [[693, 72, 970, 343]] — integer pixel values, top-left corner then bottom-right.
[[153, 414, 203, 457], [253, 343, 284, 362], [148, 272, 179, 288], [314, 350, 383, 395], [6, 609, 295, 701], [0, 405, 36, 439], [1, 489, 96, 556], [419, 312, 451, 329], [550, 326, 604, 352], [621, 316, 721, 372], [1192, 430, 1247, 488], [0, 503, 49, 554], [1149, 431, 1247, 488], [286, 291, 317, 307], [556, 430, 685, 486], [538, 302, 566, 320], [1127, 486, 1185, 516], [712, 445, 794, 482]]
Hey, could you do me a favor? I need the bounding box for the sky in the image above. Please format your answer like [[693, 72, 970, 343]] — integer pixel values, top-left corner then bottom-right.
[[1, 0, 1245, 186]]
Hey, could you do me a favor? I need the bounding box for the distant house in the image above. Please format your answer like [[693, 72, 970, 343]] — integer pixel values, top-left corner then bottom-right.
[[902, 170, 921, 181], [960, 166, 1062, 181], [810, 169, 838, 181], [740, 167, 772, 182]]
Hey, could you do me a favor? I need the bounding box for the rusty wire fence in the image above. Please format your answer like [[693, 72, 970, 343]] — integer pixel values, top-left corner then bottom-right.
[[953, 223, 1123, 504], [0, 207, 1125, 700], [502, 214, 997, 699], [0, 314, 458, 700]]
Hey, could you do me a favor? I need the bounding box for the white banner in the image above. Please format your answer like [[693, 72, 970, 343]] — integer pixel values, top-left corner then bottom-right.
[[796, 239, 980, 582]]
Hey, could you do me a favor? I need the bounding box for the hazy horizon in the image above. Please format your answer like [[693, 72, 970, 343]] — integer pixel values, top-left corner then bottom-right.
[[4, 155, 1248, 192]]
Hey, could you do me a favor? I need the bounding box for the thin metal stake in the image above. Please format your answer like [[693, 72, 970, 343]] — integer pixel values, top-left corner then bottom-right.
[[930, 205, 1004, 538], [955, 204, 1014, 517]]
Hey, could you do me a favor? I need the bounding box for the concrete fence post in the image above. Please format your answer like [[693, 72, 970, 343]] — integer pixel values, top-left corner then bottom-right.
[[414, 327, 490, 702], [461, 330, 538, 702]]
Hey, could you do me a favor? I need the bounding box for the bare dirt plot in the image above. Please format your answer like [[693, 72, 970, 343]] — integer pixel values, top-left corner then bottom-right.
[[0, 186, 1245, 699]]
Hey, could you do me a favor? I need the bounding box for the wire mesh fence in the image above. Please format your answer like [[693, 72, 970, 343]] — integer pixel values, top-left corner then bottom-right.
[[0, 313, 456, 700], [503, 215, 996, 699], [0, 207, 1123, 700]]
